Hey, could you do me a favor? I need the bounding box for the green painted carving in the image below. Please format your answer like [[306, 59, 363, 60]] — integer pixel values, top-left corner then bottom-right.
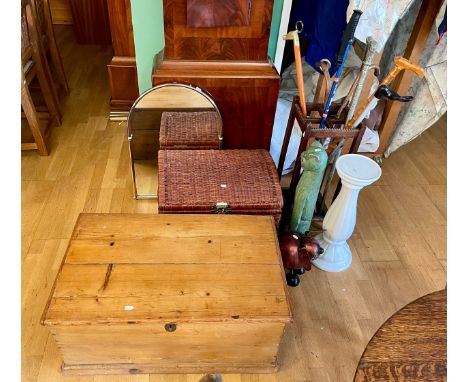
[[290, 140, 328, 234]]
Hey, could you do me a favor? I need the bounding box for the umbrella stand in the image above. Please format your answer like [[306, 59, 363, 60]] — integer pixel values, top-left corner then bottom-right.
[[277, 98, 366, 227]]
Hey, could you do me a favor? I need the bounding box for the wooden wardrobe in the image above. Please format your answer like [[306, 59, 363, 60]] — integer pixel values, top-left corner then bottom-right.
[[152, 0, 280, 149]]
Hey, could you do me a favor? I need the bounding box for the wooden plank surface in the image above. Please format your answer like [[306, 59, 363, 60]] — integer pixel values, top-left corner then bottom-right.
[[67, 236, 279, 264], [22, 26, 447, 382], [62, 361, 278, 375], [52, 323, 284, 365], [42, 214, 291, 325], [72, 214, 279, 240], [45, 264, 289, 324]]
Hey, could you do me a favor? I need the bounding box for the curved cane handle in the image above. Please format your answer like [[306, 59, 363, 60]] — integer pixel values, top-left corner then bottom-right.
[[346, 57, 425, 129], [284, 29, 307, 115], [382, 56, 425, 86]]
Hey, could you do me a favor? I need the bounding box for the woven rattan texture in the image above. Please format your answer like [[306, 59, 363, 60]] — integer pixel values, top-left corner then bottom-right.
[[158, 149, 283, 223], [159, 111, 222, 149]]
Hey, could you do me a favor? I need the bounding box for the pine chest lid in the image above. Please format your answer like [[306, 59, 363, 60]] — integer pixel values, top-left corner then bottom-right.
[[42, 213, 291, 326]]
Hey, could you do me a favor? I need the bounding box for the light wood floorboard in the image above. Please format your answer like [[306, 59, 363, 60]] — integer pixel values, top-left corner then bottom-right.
[[22, 26, 447, 382]]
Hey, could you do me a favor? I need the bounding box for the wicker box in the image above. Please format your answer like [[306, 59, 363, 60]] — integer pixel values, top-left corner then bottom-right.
[[159, 111, 222, 149], [158, 149, 283, 225]]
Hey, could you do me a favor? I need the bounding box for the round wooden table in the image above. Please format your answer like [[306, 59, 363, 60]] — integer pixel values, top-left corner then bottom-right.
[[354, 288, 446, 381]]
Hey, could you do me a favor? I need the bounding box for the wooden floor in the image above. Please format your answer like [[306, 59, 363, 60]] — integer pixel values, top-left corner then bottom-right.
[[22, 27, 447, 382]]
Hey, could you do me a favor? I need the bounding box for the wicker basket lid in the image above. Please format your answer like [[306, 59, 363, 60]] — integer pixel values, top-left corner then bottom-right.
[[158, 149, 283, 212], [160, 111, 222, 147]]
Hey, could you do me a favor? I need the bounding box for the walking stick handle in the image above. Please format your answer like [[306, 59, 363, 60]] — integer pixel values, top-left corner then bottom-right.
[[284, 30, 307, 116], [345, 56, 425, 129], [319, 10, 362, 128], [337, 10, 363, 67], [381, 56, 425, 86]]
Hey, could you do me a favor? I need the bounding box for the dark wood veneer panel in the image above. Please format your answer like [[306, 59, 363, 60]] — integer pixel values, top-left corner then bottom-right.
[[187, 0, 251, 28], [164, 0, 273, 60]]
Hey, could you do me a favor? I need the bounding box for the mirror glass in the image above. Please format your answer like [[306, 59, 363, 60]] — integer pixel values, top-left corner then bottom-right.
[[128, 83, 222, 199]]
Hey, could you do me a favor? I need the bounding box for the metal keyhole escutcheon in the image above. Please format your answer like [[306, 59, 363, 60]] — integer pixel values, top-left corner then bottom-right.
[[165, 323, 177, 332]]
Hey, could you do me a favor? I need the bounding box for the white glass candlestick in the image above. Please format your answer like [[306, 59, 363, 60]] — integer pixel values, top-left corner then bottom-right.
[[313, 154, 382, 272]]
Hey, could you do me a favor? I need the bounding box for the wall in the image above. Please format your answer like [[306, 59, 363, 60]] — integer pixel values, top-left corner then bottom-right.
[[130, 0, 165, 93]]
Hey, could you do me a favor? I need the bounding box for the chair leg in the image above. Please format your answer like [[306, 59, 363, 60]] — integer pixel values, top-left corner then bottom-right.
[[26, 3, 62, 126], [48, 37, 69, 95], [35, 63, 62, 126], [22, 74, 49, 156], [44, 0, 69, 95]]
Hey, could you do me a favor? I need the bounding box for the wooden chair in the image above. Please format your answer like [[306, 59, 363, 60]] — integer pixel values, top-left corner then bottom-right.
[[21, 70, 49, 155], [21, 1, 61, 154], [29, 0, 69, 95]]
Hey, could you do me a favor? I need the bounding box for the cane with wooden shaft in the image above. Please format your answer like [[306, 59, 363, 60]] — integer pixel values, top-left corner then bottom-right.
[[283, 21, 307, 116], [324, 58, 424, 212], [315, 59, 332, 112], [346, 56, 425, 129], [319, 37, 379, 215], [318, 9, 362, 129]]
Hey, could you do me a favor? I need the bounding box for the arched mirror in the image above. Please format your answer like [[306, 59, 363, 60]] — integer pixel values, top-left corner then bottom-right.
[[128, 83, 223, 199]]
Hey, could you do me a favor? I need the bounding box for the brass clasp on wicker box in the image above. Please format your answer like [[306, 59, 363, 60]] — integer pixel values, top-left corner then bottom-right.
[[212, 202, 231, 214]]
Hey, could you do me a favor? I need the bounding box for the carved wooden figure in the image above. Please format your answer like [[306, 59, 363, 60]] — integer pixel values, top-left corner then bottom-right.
[[279, 231, 323, 287], [290, 140, 328, 234]]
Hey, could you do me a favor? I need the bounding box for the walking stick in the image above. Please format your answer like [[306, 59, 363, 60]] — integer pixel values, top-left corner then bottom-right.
[[319, 9, 363, 129], [319, 58, 424, 214], [346, 36, 379, 122], [284, 21, 307, 116], [346, 56, 425, 129], [319, 37, 379, 215], [315, 59, 332, 111]]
